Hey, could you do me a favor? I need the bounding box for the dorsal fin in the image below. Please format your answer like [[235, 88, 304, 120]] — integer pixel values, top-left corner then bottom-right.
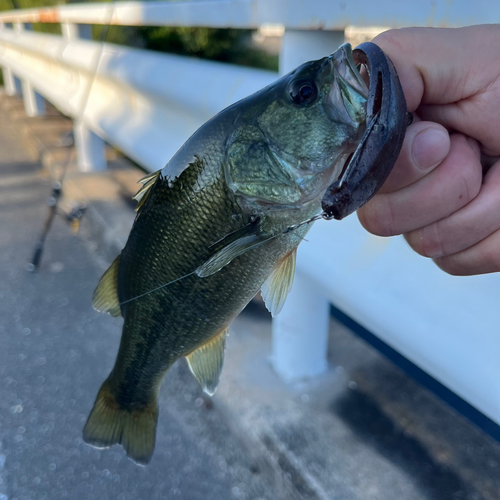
[[186, 328, 227, 396], [261, 249, 296, 317], [133, 170, 160, 212], [92, 255, 122, 317]]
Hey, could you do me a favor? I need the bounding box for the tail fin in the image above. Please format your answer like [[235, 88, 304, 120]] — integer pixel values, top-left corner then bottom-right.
[[83, 380, 158, 465]]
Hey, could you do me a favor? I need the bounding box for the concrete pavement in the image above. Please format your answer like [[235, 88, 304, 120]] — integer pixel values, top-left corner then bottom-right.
[[1, 93, 500, 500], [0, 103, 273, 500]]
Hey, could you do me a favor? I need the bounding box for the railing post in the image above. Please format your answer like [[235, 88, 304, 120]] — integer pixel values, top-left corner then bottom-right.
[[13, 22, 46, 116], [3, 67, 17, 96], [20, 80, 46, 117], [279, 30, 346, 75], [61, 21, 105, 171], [271, 29, 345, 382], [0, 22, 16, 96], [73, 119, 106, 172], [61, 22, 92, 40], [271, 271, 330, 382]]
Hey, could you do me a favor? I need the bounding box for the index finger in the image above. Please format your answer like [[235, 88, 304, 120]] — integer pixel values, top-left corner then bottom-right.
[[373, 25, 500, 111]]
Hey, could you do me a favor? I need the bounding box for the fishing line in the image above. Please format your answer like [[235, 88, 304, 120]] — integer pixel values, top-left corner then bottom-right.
[[26, 0, 116, 271], [116, 213, 323, 306], [13, 2, 325, 301], [118, 271, 197, 307]]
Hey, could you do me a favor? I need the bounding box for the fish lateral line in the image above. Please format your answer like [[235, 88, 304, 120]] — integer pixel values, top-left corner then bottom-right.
[[117, 215, 321, 306]]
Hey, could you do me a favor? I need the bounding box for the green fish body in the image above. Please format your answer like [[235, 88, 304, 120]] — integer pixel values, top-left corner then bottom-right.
[[83, 43, 368, 464]]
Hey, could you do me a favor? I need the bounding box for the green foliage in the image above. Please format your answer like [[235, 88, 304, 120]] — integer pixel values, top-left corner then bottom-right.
[[0, 0, 61, 34], [0, 0, 278, 71], [0, 0, 58, 9], [139, 27, 278, 71]]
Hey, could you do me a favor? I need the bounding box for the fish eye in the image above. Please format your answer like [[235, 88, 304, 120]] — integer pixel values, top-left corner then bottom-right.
[[289, 79, 318, 106]]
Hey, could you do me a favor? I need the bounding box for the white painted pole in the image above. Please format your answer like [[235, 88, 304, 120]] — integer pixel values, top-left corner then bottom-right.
[[74, 119, 106, 172], [279, 29, 345, 75], [0, 21, 16, 96], [21, 80, 46, 117], [3, 67, 17, 96], [14, 22, 45, 116], [271, 29, 345, 382], [62, 22, 92, 40], [271, 271, 330, 382], [63, 21, 105, 171], [61, 22, 79, 40]]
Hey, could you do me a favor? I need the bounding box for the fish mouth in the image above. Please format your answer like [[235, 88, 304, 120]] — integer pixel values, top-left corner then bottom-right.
[[322, 42, 410, 220], [327, 43, 369, 128]]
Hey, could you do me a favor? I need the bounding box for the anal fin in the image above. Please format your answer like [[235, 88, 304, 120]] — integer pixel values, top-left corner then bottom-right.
[[261, 248, 296, 317], [186, 328, 227, 396], [92, 255, 121, 317]]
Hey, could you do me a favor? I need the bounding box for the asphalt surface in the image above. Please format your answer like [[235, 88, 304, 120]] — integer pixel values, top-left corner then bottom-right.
[[0, 112, 273, 499]]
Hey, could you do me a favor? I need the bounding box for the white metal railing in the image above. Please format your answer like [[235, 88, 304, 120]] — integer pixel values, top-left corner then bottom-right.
[[0, 25, 277, 170], [2, 1, 500, 428], [0, 0, 495, 29]]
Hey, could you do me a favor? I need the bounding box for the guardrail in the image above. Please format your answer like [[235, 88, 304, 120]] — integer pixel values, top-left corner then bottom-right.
[[2, 1, 500, 430]]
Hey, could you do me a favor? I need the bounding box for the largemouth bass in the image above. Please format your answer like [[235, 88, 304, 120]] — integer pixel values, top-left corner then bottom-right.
[[83, 43, 370, 465]]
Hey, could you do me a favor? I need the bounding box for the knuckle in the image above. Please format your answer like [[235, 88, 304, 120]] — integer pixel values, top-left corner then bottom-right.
[[433, 256, 466, 276], [404, 231, 426, 256], [405, 225, 444, 258], [457, 160, 482, 206], [421, 223, 446, 258], [482, 244, 500, 274], [373, 29, 406, 53], [434, 241, 500, 276]]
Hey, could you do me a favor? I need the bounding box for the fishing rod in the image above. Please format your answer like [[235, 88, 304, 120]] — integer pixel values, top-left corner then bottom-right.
[[26, 1, 116, 272]]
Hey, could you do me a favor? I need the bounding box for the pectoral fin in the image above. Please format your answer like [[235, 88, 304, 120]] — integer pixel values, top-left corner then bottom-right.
[[196, 234, 270, 278], [92, 255, 121, 317], [261, 249, 296, 317], [196, 219, 272, 278], [186, 328, 228, 396]]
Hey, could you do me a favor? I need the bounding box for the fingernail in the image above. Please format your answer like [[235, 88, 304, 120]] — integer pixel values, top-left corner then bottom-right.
[[412, 128, 449, 170]]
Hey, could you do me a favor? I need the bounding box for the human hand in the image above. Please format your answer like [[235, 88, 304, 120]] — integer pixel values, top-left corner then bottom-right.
[[357, 25, 500, 275]]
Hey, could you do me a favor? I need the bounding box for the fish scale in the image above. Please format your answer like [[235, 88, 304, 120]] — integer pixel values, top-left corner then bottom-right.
[[83, 43, 369, 465], [96, 154, 315, 459]]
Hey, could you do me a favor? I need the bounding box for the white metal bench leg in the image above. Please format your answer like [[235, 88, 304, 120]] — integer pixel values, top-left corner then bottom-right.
[[74, 120, 106, 172], [271, 271, 330, 382]]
